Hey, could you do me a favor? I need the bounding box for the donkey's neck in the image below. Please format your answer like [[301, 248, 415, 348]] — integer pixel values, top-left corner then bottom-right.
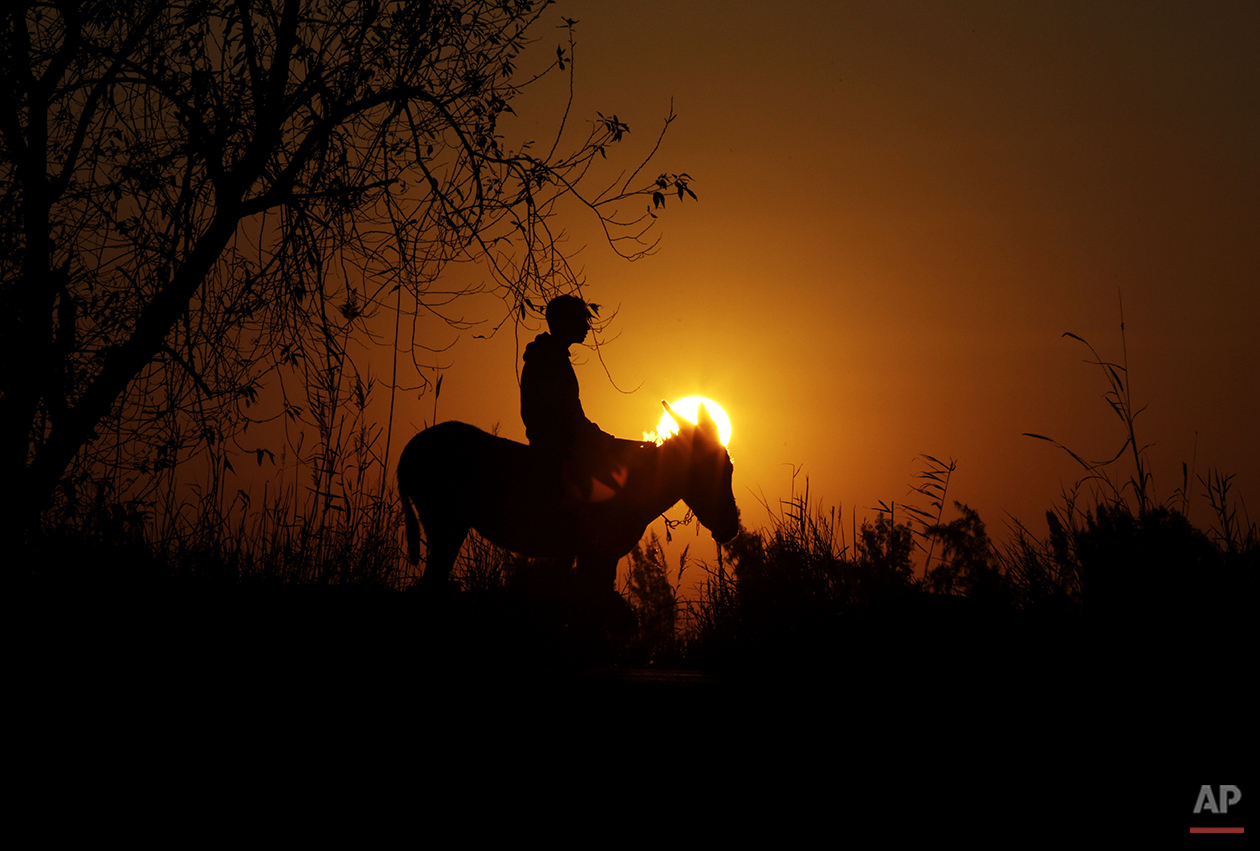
[[636, 438, 691, 519]]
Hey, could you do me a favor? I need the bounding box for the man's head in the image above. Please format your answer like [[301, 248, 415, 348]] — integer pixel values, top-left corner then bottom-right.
[[545, 295, 593, 345]]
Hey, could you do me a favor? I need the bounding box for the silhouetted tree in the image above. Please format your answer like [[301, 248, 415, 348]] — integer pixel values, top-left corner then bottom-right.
[[856, 511, 914, 595], [1, 0, 693, 537], [624, 531, 676, 661], [923, 502, 1004, 600]]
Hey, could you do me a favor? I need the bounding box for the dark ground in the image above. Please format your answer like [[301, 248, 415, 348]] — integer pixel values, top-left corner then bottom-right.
[[10, 574, 1245, 839]]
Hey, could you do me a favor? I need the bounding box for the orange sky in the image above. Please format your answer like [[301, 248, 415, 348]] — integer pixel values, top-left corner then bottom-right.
[[379, 0, 1259, 567]]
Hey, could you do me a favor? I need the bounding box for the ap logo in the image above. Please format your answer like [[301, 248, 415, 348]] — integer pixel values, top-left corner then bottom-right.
[[1195, 785, 1242, 814], [1190, 784, 1245, 834]]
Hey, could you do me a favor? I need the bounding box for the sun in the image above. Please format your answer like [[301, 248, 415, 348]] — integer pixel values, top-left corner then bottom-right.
[[654, 396, 733, 446]]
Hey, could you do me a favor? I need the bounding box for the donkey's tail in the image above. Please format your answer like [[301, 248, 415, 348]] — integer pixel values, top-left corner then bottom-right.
[[399, 461, 422, 565]]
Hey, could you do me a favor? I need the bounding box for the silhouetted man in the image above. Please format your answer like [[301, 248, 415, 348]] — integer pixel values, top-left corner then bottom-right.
[[520, 295, 617, 501]]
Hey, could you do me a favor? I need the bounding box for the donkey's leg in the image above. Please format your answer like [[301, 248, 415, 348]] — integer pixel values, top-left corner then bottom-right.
[[575, 554, 636, 642], [423, 524, 469, 587]]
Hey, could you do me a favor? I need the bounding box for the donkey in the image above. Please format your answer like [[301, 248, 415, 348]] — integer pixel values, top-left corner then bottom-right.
[[397, 401, 739, 593]]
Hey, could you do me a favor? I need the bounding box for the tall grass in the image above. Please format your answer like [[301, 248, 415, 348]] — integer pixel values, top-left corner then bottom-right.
[[22, 473, 406, 592], [677, 316, 1255, 669], [23, 339, 407, 592], [1023, 309, 1154, 514], [679, 481, 927, 669], [677, 471, 1254, 670]]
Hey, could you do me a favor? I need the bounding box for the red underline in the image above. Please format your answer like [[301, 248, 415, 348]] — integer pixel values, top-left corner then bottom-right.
[[1190, 828, 1244, 833]]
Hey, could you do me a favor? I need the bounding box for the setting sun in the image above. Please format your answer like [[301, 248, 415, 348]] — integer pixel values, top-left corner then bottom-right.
[[653, 396, 733, 446]]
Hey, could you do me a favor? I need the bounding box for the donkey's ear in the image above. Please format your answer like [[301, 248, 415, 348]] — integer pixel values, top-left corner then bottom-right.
[[662, 399, 683, 429], [696, 402, 719, 440]]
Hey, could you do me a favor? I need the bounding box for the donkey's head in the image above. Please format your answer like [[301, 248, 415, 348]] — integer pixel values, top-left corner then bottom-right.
[[662, 400, 740, 543]]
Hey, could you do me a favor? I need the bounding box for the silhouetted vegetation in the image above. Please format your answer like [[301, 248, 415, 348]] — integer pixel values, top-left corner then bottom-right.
[[678, 319, 1254, 671], [622, 531, 682, 664], [662, 485, 1251, 684]]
